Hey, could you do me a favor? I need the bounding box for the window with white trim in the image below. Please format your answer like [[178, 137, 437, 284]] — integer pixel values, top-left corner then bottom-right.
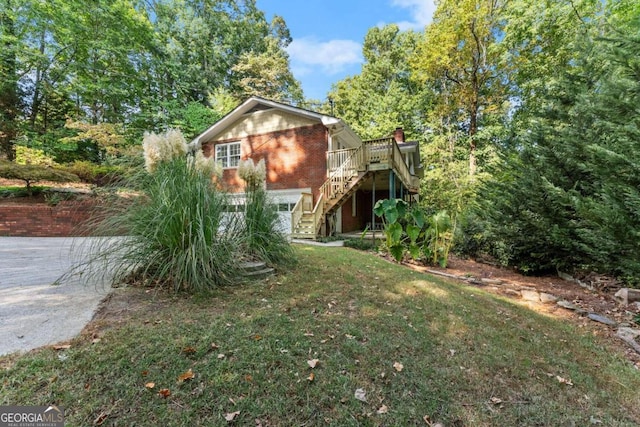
[[215, 142, 241, 168]]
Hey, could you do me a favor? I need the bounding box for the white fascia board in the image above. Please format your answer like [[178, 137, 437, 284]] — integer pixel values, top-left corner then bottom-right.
[[321, 117, 362, 148], [227, 187, 312, 204]]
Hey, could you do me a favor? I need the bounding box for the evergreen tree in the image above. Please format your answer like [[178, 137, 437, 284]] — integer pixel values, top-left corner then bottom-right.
[[480, 20, 640, 282]]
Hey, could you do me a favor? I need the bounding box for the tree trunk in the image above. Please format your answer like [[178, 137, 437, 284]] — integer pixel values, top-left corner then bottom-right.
[[29, 30, 47, 129], [468, 83, 479, 176], [0, 0, 18, 161]]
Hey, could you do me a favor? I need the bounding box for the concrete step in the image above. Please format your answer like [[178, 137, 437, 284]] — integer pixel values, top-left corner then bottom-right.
[[239, 261, 267, 273], [291, 234, 315, 240], [239, 261, 274, 279], [242, 267, 275, 279]]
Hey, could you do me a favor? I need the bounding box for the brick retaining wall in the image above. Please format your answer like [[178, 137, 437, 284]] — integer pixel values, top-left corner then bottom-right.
[[0, 200, 102, 237]]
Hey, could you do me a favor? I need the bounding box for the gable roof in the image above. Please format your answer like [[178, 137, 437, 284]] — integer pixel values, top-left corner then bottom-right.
[[189, 96, 363, 149]]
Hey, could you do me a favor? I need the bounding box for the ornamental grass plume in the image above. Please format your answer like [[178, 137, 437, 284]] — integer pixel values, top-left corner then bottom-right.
[[143, 129, 188, 173], [189, 149, 221, 179], [238, 157, 294, 266], [238, 158, 266, 190]]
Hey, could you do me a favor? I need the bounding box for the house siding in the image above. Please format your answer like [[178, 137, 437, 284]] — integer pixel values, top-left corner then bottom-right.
[[212, 109, 318, 141], [202, 122, 328, 202]]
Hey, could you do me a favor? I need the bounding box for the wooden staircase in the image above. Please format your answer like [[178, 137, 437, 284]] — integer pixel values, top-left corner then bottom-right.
[[291, 137, 418, 239], [291, 212, 317, 239], [323, 171, 368, 215]]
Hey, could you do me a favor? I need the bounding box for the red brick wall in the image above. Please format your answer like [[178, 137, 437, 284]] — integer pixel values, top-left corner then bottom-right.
[[202, 124, 328, 201], [340, 193, 360, 233], [0, 200, 101, 237]]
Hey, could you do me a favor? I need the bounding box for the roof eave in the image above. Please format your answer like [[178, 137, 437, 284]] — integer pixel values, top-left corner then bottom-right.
[[189, 96, 335, 149]]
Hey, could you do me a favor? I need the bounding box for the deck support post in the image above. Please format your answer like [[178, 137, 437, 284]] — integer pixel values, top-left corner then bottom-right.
[[389, 171, 395, 199], [372, 172, 376, 244]]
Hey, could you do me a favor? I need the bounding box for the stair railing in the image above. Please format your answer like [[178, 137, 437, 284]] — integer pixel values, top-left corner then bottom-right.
[[291, 192, 312, 233], [320, 145, 365, 201]]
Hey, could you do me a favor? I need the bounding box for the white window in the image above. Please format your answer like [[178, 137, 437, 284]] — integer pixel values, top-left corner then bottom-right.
[[215, 142, 241, 168]]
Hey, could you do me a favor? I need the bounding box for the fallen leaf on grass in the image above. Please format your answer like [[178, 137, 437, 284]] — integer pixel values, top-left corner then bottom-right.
[[307, 372, 315, 382], [53, 344, 71, 350], [145, 382, 155, 389], [93, 412, 108, 425], [178, 369, 195, 382], [354, 388, 367, 402], [423, 415, 444, 427], [307, 359, 320, 368], [393, 362, 404, 372], [218, 354, 226, 359], [182, 346, 197, 354], [158, 388, 171, 398], [490, 397, 503, 404], [377, 405, 389, 414], [556, 375, 574, 386], [211, 343, 219, 350], [225, 411, 240, 421]]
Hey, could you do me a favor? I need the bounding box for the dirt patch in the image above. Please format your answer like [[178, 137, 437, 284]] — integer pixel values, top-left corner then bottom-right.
[[407, 254, 640, 367], [80, 287, 173, 340]]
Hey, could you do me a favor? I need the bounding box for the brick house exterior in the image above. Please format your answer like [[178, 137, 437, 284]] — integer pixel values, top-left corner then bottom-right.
[[191, 97, 422, 238]]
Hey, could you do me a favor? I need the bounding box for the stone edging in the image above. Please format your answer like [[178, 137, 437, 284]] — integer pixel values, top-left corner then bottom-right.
[[422, 268, 640, 356]]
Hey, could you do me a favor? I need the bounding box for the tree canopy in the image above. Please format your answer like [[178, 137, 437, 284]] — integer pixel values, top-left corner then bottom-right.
[[0, 0, 302, 161]]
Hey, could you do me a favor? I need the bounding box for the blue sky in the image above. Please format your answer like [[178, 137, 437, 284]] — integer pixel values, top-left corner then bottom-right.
[[255, 0, 436, 101]]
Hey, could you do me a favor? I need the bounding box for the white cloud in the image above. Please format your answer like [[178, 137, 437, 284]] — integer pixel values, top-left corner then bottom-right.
[[391, 0, 436, 31], [287, 38, 362, 75]]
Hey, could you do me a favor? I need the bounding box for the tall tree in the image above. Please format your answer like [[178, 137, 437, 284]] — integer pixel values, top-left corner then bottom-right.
[[329, 24, 426, 140], [479, 9, 640, 280], [500, 0, 601, 134], [231, 36, 303, 103], [0, 0, 21, 160], [411, 0, 508, 176]]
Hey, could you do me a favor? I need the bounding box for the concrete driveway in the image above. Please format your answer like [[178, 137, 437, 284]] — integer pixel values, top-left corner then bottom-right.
[[0, 237, 112, 356]]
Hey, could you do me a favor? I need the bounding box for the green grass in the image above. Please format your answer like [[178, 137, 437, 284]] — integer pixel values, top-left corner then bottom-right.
[[2, 246, 640, 426]]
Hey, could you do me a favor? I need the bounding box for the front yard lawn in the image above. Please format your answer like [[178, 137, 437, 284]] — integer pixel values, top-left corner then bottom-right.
[[2, 245, 639, 426]]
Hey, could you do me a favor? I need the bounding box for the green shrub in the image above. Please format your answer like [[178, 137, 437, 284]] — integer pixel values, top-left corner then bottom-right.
[[72, 130, 295, 292], [72, 131, 242, 292], [15, 145, 56, 166], [0, 160, 79, 195], [238, 159, 295, 267], [59, 161, 125, 186], [374, 198, 454, 267], [0, 185, 47, 198], [343, 238, 377, 251]]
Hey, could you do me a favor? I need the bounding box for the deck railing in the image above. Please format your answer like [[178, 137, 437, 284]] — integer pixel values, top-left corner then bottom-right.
[[361, 137, 417, 192], [291, 192, 324, 235], [321, 145, 365, 200], [389, 140, 416, 192]]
